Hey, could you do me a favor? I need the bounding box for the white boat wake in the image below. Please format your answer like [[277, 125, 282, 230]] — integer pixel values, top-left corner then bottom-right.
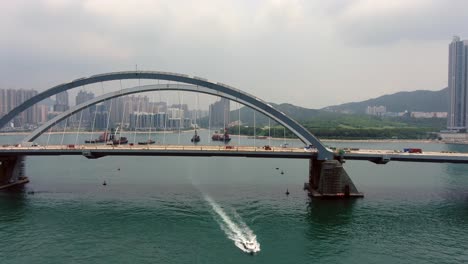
[[203, 194, 260, 254]]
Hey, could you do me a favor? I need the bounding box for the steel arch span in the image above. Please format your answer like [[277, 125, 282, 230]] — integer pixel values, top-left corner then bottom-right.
[[6, 71, 333, 160]]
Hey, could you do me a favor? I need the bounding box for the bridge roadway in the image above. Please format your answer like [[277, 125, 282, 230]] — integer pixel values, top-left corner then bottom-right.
[[0, 145, 468, 163]]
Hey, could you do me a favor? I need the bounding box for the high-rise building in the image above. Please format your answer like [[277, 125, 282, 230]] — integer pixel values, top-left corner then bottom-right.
[[92, 104, 108, 130], [75, 90, 95, 126], [54, 91, 69, 112], [37, 105, 49, 124], [447, 36, 468, 131], [0, 89, 39, 127], [209, 98, 230, 128]]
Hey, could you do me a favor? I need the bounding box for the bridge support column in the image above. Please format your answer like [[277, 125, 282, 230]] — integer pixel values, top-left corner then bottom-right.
[[0, 156, 29, 190], [305, 158, 363, 198]]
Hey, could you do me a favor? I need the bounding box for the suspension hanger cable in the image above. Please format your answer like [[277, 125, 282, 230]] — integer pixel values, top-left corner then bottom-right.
[[133, 78, 141, 144], [148, 91, 156, 142], [268, 118, 271, 146], [177, 87, 182, 145], [238, 100, 241, 146], [90, 104, 98, 143], [163, 80, 170, 145], [253, 110, 256, 148], [87, 83, 99, 143], [60, 90, 71, 146], [133, 95, 141, 144], [46, 120, 55, 147], [105, 98, 113, 143], [283, 126, 286, 146], [156, 80, 167, 145], [60, 117, 68, 146], [74, 85, 85, 146], [223, 98, 226, 143], [75, 109, 83, 146], [196, 87, 199, 132], [148, 87, 156, 144], [46, 127, 51, 147], [119, 80, 126, 146], [208, 98, 211, 143]]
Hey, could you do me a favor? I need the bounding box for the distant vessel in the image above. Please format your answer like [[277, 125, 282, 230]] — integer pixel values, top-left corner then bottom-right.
[[85, 132, 109, 143], [212, 129, 231, 143], [138, 139, 155, 145], [106, 127, 128, 145], [191, 130, 200, 143], [247, 136, 268, 139]]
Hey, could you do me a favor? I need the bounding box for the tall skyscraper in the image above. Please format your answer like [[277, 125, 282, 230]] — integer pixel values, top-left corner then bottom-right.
[[54, 91, 69, 112], [209, 98, 230, 128], [447, 36, 468, 131]]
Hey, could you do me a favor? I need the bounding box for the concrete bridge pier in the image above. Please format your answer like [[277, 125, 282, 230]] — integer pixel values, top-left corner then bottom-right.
[[0, 156, 29, 190], [305, 158, 363, 198]]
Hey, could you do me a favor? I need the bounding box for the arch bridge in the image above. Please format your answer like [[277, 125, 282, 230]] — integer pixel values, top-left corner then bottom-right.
[[0, 71, 361, 198]]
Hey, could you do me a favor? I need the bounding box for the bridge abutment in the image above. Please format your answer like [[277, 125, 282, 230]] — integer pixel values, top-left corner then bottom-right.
[[0, 156, 29, 190], [306, 158, 363, 198]]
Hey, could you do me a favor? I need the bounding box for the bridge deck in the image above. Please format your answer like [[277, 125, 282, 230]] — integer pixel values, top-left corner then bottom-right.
[[0, 145, 468, 163]]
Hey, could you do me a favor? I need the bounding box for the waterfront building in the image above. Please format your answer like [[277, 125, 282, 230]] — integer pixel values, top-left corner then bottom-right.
[[0, 89, 39, 127], [447, 36, 468, 131], [129, 112, 168, 130], [411, 112, 448, 118]]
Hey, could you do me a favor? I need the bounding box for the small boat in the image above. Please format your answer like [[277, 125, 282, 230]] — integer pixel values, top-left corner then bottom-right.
[[280, 170, 284, 175], [109, 137, 128, 145], [191, 130, 200, 143], [106, 127, 128, 145], [212, 129, 231, 143], [247, 136, 268, 139], [85, 132, 109, 143], [240, 241, 259, 255], [285, 189, 290, 195], [107, 137, 128, 145], [102, 181, 107, 186], [138, 139, 155, 145]]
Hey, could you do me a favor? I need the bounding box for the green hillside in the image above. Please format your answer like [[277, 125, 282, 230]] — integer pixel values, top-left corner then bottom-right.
[[198, 86, 450, 139], [199, 101, 445, 139], [323, 88, 448, 114]]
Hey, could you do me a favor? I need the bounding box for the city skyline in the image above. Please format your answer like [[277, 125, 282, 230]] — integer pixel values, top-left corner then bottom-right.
[[0, 86, 221, 129]]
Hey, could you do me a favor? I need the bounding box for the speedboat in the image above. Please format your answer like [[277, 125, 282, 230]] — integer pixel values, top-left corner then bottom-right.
[[240, 241, 258, 255]]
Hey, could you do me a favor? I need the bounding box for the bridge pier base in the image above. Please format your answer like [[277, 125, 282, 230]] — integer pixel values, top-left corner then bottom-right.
[[305, 158, 363, 198], [0, 156, 29, 190]]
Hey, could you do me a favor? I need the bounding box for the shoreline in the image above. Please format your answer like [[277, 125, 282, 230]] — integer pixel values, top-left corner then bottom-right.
[[0, 130, 441, 143]]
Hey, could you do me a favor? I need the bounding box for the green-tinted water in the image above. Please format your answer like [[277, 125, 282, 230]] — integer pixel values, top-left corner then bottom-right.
[[0, 133, 467, 263]]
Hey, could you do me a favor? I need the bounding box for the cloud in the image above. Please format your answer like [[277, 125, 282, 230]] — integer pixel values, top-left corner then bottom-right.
[[332, 0, 468, 46], [0, 0, 458, 108]]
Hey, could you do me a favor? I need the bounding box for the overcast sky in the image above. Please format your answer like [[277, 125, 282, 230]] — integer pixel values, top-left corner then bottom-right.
[[1, 0, 468, 109]]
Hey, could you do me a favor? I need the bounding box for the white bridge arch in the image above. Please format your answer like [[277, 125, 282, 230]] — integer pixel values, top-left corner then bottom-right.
[[2, 71, 333, 160]]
